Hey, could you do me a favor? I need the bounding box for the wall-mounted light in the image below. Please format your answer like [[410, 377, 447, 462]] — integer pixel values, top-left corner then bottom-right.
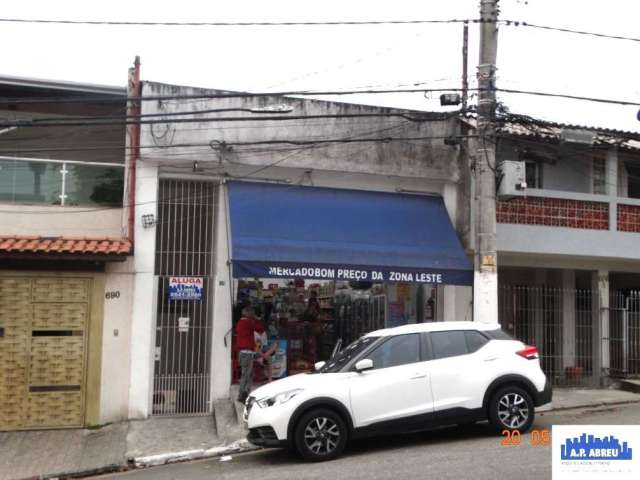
[[142, 214, 156, 228], [440, 93, 462, 106]]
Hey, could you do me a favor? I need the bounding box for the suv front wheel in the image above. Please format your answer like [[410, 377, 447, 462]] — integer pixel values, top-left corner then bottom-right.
[[488, 385, 535, 433], [294, 408, 348, 461]]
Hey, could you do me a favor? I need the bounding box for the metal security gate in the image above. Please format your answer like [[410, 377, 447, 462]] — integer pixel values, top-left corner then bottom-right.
[[0, 276, 90, 430], [153, 179, 217, 416], [499, 286, 595, 387], [608, 291, 640, 377]]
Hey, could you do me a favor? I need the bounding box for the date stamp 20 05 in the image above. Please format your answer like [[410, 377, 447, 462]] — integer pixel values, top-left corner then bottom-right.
[[501, 429, 551, 447]]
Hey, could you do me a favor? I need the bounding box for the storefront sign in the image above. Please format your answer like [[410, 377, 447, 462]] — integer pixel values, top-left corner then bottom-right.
[[169, 277, 203, 300], [232, 261, 465, 284], [266, 266, 445, 283]]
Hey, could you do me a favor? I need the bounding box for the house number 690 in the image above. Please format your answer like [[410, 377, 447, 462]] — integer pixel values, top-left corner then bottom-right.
[[105, 291, 121, 299]]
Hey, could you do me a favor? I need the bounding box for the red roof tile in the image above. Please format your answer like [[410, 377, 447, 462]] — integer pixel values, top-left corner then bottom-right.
[[0, 236, 132, 256]]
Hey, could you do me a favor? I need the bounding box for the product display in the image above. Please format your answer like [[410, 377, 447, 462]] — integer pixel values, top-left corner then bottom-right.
[[231, 278, 439, 384]]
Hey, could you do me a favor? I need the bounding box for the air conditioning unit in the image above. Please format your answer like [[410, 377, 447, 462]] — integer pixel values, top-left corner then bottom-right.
[[560, 128, 596, 145], [497, 160, 527, 199]]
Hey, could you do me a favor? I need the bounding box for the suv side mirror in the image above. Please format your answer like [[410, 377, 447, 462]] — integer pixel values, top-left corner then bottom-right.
[[314, 361, 326, 371], [354, 358, 373, 372]]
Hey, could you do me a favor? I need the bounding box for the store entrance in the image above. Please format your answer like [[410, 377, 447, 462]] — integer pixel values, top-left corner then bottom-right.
[[231, 278, 438, 382]]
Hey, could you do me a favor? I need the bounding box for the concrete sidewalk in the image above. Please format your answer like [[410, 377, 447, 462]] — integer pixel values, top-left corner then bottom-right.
[[0, 414, 252, 480], [1, 387, 639, 480], [550, 386, 640, 411]]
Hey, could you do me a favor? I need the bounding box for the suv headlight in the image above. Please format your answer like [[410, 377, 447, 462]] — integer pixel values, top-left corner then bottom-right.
[[256, 389, 303, 408]]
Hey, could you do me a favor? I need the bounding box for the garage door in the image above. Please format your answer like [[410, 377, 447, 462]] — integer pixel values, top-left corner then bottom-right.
[[0, 276, 91, 430]]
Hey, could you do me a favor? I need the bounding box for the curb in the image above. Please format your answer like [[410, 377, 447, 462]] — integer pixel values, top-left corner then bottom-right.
[[18, 441, 259, 480], [131, 440, 261, 469], [24, 464, 126, 480], [546, 399, 640, 413]]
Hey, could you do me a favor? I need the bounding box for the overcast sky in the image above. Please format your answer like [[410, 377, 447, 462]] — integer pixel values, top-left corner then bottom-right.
[[2, 0, 639, 132]]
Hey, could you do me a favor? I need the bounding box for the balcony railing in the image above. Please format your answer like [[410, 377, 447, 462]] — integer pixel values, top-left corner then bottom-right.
[[497, 196, 609, 230], [0, 156, 124, 207], [617, 204, 640, 233], [498, 190, 640, 234]]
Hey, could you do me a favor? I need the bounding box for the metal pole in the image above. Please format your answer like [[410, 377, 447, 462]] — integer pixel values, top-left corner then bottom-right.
[[473, 0, 500, 323], [126, 56, 141, 250], [462, 22, 469, 111], [623, 297, 629, 376]]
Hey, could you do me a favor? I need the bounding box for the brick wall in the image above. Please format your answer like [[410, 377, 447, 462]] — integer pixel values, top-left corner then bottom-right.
[[497, 197, 609, 230], [617, 204, 640, 232]]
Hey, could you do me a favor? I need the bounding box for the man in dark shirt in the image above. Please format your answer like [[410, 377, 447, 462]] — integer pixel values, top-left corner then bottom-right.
[[236, 306, 265, 403]]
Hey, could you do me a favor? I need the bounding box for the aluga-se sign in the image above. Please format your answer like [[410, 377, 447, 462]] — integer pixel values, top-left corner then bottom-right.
[[168, 276, 203, 300]]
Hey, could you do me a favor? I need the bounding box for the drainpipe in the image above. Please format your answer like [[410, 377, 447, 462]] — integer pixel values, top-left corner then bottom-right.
[[126, 56, 141, 250]]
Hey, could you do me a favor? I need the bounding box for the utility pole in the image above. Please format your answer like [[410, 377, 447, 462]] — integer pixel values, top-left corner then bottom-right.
[[126, 56, 141, 250], [461, 22, 469, 112], [474, 0, 499, 323]]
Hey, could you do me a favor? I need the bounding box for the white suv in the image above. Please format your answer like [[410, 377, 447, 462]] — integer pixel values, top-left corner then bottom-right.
[[244, 321, 552, 461]]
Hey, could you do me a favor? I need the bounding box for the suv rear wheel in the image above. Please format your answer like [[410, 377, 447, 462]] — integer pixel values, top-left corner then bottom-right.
[[294, 408, 348, 461], [488, 385, 535, 433]]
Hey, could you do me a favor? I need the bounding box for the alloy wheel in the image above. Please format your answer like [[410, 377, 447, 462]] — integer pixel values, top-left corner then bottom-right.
[[303, 416, 341, 455], [497, 392, 530, 429]]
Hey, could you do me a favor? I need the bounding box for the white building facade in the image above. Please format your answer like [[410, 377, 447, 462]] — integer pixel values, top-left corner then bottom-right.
[[127, 81, 475, 418]]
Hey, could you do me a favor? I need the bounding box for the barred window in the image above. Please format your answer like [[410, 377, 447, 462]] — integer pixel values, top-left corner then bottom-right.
[[592, 155, 606, 195]]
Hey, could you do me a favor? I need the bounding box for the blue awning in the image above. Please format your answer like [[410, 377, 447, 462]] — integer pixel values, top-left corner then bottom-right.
[[227, 181, 473, 285]]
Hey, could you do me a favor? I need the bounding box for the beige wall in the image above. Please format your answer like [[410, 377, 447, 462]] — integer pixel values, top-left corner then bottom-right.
[[99, 260, 134, 423], [0, 204, 125, 238]]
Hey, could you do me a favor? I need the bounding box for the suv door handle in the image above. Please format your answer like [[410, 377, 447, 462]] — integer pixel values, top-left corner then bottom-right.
[[410, 373, 427, 379], [484, 356, 498, 362]]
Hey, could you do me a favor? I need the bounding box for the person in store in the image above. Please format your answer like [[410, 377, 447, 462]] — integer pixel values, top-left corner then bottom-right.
[[254, 327, 278, 383], [307, 290, 320, 314], [302, 290, 322, 362], [233, 296, 251, 328], [253, 304, 278, 382], [236, 305, 280, 402], [236, 306, 266, 403]]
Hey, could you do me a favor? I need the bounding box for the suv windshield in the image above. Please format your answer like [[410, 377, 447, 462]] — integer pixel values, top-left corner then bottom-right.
[[319, 336, 379, 373]]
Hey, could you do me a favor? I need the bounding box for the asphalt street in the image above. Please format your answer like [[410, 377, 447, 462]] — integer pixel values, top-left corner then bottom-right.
[[99, 404, 640, 480]]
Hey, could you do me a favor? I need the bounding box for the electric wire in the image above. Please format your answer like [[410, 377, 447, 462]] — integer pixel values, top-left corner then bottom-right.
[[1, 16, 638, 44], [502, 20, 640, 44], [0, 87, 471, 105], [2, 106, 461, 125], [0, 88, 637, 119], [0, 17, 472, 27], [0, 111, 460, 128], [0, 126, 466, 213]]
